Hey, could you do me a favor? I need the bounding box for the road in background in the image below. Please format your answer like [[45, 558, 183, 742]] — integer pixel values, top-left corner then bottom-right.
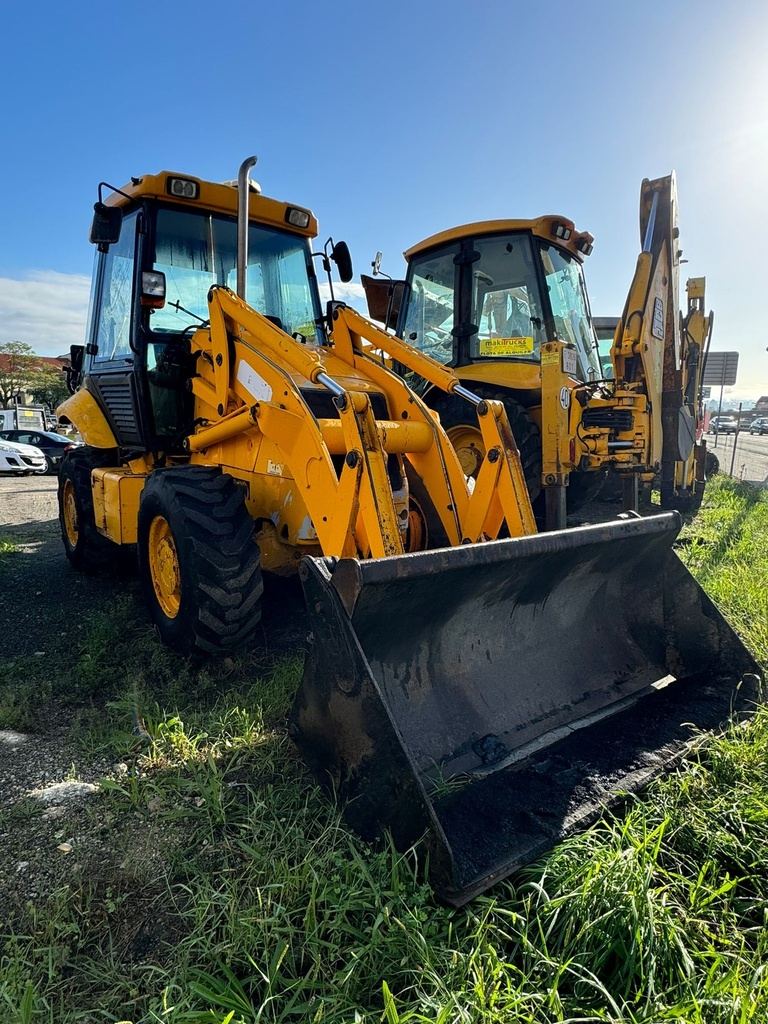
[[705, 431, 768, 488]]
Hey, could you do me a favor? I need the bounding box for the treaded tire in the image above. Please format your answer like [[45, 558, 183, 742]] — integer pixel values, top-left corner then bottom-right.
[[137, 467, 263, 657], [428, 387, 542, 502], [58, 446, 120, 573], [404, 461, 451, 551]]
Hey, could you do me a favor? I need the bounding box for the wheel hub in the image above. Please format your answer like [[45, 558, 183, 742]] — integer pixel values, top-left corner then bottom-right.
[[62, 480, 79, 548], [446, 424, 485, 479], [148, 516, 181, 619]]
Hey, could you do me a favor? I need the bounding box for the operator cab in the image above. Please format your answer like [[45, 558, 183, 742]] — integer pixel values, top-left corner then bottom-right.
[[367, 218, 602, 390], [71, 173, 324, 453]]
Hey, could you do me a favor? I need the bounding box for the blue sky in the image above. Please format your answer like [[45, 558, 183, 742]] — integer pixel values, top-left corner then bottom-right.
[[1, 0, 766, 400]]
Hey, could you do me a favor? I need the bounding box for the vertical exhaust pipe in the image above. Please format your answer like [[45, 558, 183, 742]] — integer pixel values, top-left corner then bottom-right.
[[237, 156, 258, 299]]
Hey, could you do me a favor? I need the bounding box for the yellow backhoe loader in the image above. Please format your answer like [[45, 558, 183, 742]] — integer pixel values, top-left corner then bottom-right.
[[363, 174, 716, 528], [58, 158, 759, 905]]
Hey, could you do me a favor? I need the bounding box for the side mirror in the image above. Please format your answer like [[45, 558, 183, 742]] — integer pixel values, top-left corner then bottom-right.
[[69, 344, 85, 373], [89, 202, 122, 250], [330, 241, 353, 284], [140, 270, 166, 309]]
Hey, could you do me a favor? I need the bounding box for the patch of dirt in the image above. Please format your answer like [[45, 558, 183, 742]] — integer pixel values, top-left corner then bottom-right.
[[0, 476, 134, 661]]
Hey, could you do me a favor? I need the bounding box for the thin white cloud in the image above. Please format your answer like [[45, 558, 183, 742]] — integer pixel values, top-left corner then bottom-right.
[[0, 271, 91, 358], [318, 280, 368, 312]]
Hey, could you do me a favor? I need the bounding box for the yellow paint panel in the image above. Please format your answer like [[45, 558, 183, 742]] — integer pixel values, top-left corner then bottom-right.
[[92, 469, 146, 544], [478, 336, 534, 356], [57, 390, 117, 449]]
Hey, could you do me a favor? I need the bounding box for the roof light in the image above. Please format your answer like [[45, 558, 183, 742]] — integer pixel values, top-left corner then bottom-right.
[[285, 206, 311, 229], [552, 221, 572, 241], [576, 237, 594, 256], [167, 177, 200, 200]]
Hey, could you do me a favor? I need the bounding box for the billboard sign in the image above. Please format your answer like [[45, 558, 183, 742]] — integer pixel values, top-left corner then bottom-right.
[[702, 351, 739, 386]]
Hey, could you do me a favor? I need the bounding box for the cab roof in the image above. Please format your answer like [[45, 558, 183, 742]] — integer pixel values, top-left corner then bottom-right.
[[104, 170, 318, 239], [404, 216, 594, 263]]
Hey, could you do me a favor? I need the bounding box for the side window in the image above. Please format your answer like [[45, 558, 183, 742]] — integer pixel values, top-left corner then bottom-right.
[[94, 211, 138, 362], [402, 247, 457, 366]]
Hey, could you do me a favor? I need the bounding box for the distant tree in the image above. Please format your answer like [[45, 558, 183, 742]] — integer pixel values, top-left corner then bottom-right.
[[0, 341, 41, 408], [28, 367, 69, 412]]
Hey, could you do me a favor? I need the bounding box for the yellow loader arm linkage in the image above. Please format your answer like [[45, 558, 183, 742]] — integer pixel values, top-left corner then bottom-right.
[[187, 287, 535, 555], [329, 303, 536, 540]]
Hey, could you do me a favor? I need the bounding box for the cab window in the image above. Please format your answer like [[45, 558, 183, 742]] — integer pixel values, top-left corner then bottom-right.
[[94, 211, 138, 362], [401, 245, 457, 366], [539, 242, 601, 380], [469, 235, 547, 361], [150, 208, 322, 342]]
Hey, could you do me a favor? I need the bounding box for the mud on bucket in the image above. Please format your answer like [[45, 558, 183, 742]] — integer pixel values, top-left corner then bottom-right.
[[290, 512, 761, 905]]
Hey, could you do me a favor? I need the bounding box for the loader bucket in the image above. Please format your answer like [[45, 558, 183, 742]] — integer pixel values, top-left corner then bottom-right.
[[290, 512, 761, 906]]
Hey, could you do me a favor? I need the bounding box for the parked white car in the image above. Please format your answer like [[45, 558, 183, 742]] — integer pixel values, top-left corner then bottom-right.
[[0, 438, 47, 474]]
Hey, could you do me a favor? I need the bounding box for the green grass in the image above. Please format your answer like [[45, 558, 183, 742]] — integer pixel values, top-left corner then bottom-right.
[[0, 477, 766, 1023], [0, 534, 20, 563]]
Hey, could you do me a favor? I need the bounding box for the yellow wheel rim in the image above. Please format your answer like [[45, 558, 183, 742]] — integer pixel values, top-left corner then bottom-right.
[[148, 515, 181, 619], [406, 501, 426, 552], [446, 424, 485, 479], [62, 479, 79, 548]]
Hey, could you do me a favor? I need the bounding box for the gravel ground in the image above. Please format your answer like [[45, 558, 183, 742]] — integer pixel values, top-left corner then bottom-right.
[[0, 475, 134, 660]]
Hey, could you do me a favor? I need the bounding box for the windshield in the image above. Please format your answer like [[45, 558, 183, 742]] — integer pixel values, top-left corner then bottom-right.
[[539, 242, 601, 379], [150, 207, 322, 342], [470, 234, 547, 362]]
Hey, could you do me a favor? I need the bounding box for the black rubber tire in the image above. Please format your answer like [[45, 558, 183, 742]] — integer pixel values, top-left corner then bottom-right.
[[404, 460, 451, 551], [58, 446, 120, 573], [705, 450, 720, 477], [428, 387, 542, 502], [137, 467, 264, 657]]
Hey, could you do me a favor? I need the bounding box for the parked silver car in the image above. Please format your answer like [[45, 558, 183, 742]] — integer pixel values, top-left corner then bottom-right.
[[0, 438, 47, 474], [749, 416, 768, 435]]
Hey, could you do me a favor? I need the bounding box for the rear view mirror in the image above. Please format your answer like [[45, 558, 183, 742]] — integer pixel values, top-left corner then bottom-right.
[[89, 203, 122, 251], [69, 344, 85, 374], [330, 241, 353, 284]]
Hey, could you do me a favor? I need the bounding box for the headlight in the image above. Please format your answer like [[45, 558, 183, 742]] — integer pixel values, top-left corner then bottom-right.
[[285, 206, 311, 229], [167, 177, 200, 200]]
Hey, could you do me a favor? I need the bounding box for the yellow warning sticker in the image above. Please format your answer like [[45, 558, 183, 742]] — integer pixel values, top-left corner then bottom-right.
[[541, 349, 559, 365], [478, 336, 534, 356]]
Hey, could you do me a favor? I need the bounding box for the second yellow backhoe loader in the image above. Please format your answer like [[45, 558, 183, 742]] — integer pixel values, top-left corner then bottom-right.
[[363, 174, 717, 527], [57, 158, 760, 905]]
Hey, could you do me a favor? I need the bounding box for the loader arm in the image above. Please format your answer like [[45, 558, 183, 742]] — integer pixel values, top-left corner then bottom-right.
[[188, 287, 535, 557], [329, 304, 536, 539]]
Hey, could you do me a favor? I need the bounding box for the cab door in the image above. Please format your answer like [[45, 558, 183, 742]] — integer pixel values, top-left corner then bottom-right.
[[84, 209, 145, 448]]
